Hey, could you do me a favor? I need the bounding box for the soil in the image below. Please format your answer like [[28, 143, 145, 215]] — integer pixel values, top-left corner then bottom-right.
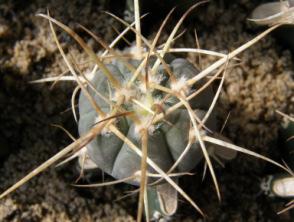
[[0, 0, 293, 221]]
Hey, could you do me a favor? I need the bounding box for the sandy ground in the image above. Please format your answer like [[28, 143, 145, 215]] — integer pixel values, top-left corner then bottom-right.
[[0, 0, 293, 221]]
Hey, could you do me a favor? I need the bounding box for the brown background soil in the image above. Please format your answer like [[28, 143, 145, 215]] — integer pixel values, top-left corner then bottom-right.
[[0, 0, 293, 221]]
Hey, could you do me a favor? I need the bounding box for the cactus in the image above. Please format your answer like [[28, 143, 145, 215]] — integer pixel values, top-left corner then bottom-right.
[[77, 57, 216, 218], [249, 0, 294, 26], [0, 0, 293, 221], [78, 58, 215, 182]]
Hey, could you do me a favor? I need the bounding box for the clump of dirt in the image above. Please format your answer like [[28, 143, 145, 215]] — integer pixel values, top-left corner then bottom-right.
[[0, 0, 121, 76], [0, 0, 293, 221]]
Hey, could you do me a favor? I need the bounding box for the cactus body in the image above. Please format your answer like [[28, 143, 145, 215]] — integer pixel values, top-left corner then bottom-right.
[[78, 58, 215, 186]]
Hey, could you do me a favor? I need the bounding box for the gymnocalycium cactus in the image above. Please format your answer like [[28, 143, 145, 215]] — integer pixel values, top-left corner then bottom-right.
[[78, 57, 216, 218], [1, 0, 293, 221], [78, 58, 215, 183]]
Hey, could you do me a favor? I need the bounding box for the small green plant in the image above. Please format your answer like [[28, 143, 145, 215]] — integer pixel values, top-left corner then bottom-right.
[[1, 0, 293, 221]]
